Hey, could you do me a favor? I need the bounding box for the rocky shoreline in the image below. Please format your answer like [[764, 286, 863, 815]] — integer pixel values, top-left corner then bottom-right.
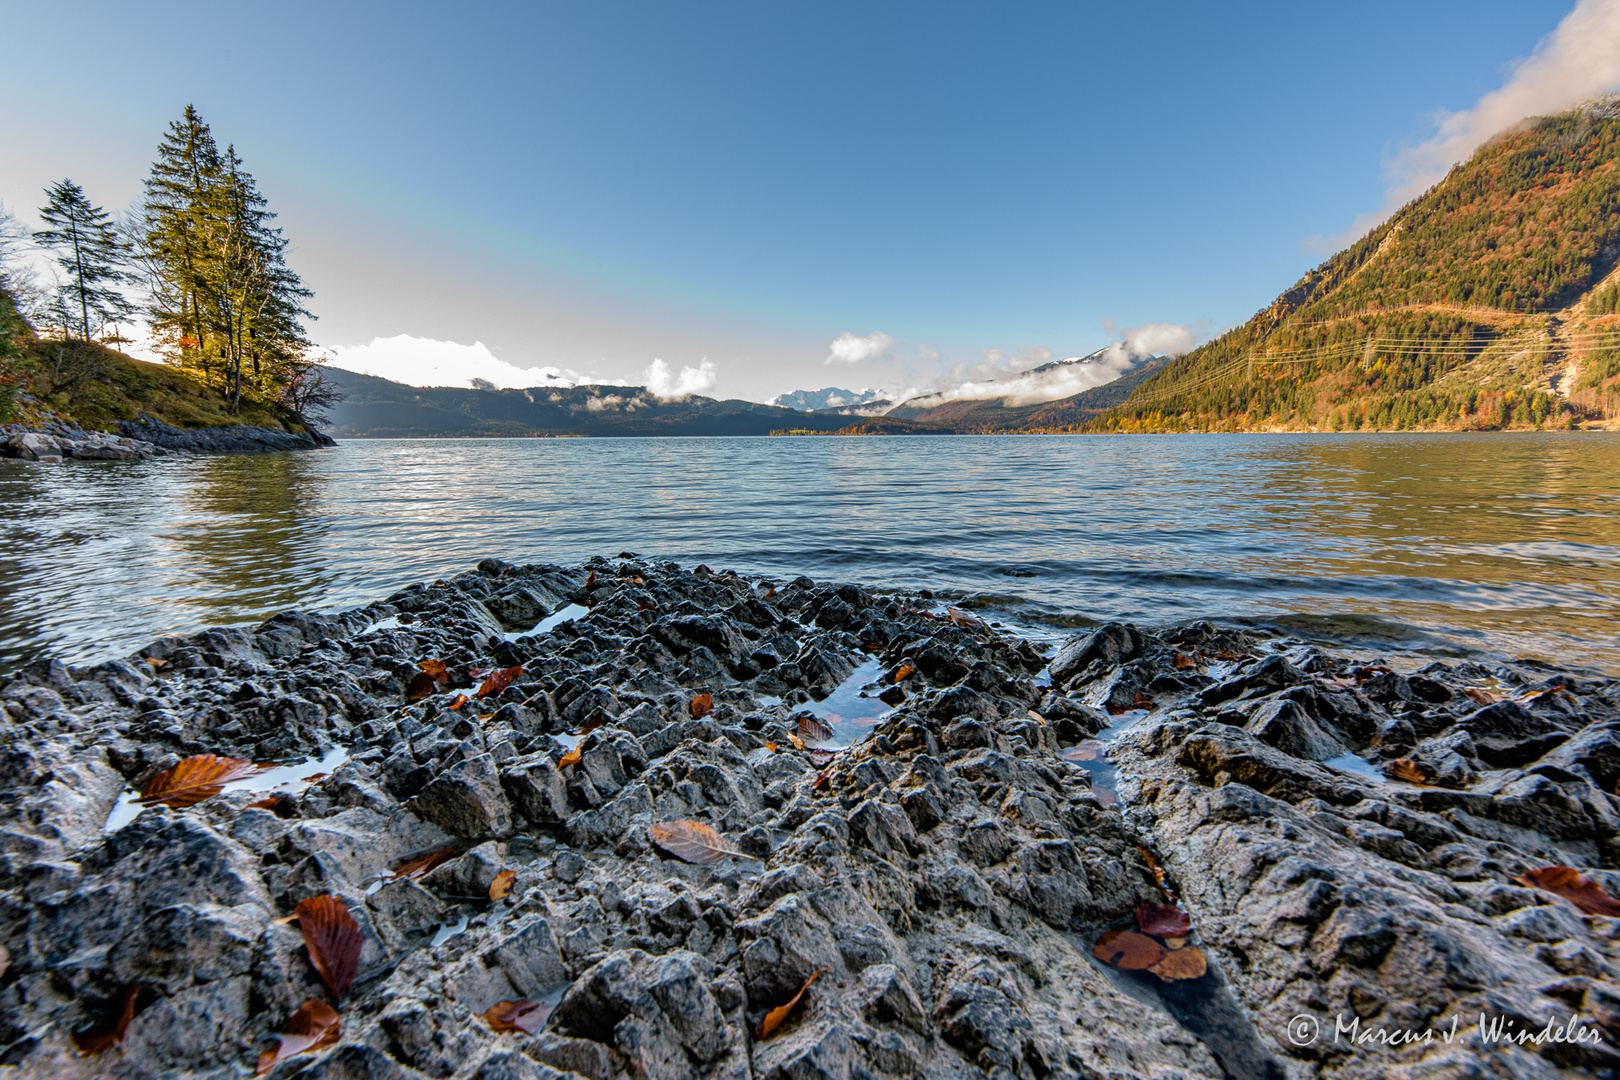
[[2, 557, 1617, 1079], [1, 413, 334, 462]]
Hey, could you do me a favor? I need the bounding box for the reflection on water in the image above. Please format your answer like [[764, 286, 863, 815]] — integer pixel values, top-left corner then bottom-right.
[[2, 433, 1618, 672]]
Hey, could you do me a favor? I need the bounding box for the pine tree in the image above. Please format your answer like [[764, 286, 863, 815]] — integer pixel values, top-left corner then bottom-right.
[[32, 179, 133, 342]]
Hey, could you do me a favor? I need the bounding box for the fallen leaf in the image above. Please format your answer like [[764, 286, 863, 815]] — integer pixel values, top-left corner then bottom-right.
[[947, 607, 986, 632], [482, 999, 552, 1034], [1162, 935, 1188, 950], [255, 999, 340, 1075], [144, 656, 167, 670], [584, 570, 597, 592], [763, 741, 779, 753], [1027, 709, 1047, 725], [797, 715, 834, 742], [1105, 702, 1129, 716], [139, 754, 259, 808], [477, 665, 524, 699], [806, 748, 838, 767], [1135, 846, 1175, 901], [303, 773, 328, 784], [812, 770, 831, 790], [1462, 686, 1498, 706], [1148, 945, 1208, 981], [637, 601, 658, 612], [246, 794, 299, 819], [690, 692, 714, 719], [648, 820, 744, 865], [765, 586, 777, 597], [890, 664, 916, 684], [756, 967, 826, 1040], [272, 914, 300, 926], [1063, 742, 1105, 762], [1514, 866, 1620, 916], [1092, 929, 1166, 970], [1131, 692, 1156, 710], [786, 733, 807, 750], [1093, 785, 1118, 808], [576, 713, 607, 736], [297, 894, 362, 1001], [407, 659, 452, 702], [1387, 758, 1436, 786], [558, 745, 584, 769], [392, 848, 459, 878], [445, 694, 470, 710], [1135, 902, 1192, 937], [489, 869, 516, 902], [71, 983, 139, 1056], [1172, 652, 1197, 670]]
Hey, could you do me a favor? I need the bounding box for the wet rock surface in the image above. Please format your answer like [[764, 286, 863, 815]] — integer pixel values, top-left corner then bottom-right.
[[0, 558, 1616, 1078]]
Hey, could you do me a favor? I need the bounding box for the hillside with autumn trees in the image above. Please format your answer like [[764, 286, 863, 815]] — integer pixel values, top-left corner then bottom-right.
[[1060, 97, 1620, 434]]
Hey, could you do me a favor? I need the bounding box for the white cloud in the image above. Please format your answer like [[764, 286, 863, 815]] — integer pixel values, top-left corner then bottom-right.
[[826, 330, 894, 365], [643, 357, 717, 400], [1310, 0, 1620, 252], [906, 323, 1203, 408], [917, 343, 939, 360], [326, 334, 588, 389]]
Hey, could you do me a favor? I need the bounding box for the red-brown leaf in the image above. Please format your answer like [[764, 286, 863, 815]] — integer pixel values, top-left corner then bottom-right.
[[392, 847, 459, 879], [648, 820, 744, 865], [71, 983, 138, 1056], [406, 659, 452, 702], [1092, 929, 1166, 970], [297, 894, 362, 1001], [805, 748, 838, 767], [482, 999, 552, 1034], [1131, 692, 1156, 710], [1387, 758, 1436, 786], [255, 999, 340, 1074], [445, 693, 470, 710], [246, 794, 299, 819], [755, 967, 826, 1039], [558, 744, 584, 769], [890, 663, 916, 684], [1135, 902, 1192, 937], [139, 754, 260, 808], [1172, 652, 1197, 670], [144, 656, 167, 670], [476, 665, 523, 699], [797, 715, 833, 742], [1462, 686, 1498, 705], [1514, 866, 1620, 916], [947, 607, 986, 632], [690, 692, 714, 719]]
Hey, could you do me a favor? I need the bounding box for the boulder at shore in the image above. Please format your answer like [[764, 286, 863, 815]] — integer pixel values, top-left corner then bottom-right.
[[0, 556, 1616, 1079]]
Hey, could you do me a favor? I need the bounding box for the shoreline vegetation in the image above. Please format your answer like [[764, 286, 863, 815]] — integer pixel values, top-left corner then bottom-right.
[[3, 554, 1617, 1076], [9, 102, 1620, 445]]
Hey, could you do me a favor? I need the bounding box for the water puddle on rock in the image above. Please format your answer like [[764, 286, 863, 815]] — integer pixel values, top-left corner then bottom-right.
[[1082, 932, 1287, 1080], [103, 745, 351, 833], [1322, 752, 1387, 784], [795, 658, 893, 749], [505, 604, 591, 642], [429, 912, 470, 947], [1060, 711, 1148, 808]]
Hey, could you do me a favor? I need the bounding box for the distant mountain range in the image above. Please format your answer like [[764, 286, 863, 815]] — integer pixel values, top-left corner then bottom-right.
[[768, 387, 890, 412]]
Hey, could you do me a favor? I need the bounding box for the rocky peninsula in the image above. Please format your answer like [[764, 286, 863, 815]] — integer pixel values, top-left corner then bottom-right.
[[1, 557, 1617, 1079]]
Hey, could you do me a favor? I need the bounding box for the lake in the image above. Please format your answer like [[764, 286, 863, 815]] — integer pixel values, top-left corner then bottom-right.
[[3, 433, 1617, 673]]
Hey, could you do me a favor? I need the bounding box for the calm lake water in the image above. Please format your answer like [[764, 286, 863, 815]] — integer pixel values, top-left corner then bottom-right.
[[3, 433, 1618, 673]]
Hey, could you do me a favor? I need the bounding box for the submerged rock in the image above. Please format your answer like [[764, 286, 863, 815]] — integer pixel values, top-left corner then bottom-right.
[[0, 557, 1616, 1078]]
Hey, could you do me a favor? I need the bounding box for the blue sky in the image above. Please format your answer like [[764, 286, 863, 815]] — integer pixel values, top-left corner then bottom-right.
[[0, 0, 1606, 400]]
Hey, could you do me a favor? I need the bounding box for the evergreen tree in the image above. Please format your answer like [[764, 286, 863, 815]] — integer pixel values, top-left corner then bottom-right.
[[32, 179, 133, 341]]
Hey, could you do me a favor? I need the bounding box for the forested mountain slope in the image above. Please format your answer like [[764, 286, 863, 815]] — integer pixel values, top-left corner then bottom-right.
[[1090, 98, 1620, 432]]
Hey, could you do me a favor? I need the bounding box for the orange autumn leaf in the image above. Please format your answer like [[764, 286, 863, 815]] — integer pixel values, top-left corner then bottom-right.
[[1172, 652, 1197, 670], [1092, 929, 1167, 971], [797, 715, 833, 742], [445, 694, 470, 710], [763, 741, 779, 753], [1387, 758, 1436, 786], [1148, 944, 1208, 981], [488, 869, 516, 902], [476, 665, 523, 699], [139, 754, 259, 808], [71, 983, 138, 1056], [1131, 692, 1156, 710], [585, 569, 597, 591], [1514, 866, 1620, 916], [255, 999, 340, 1074], [648, 820, 744, 865], [786, 733, 806, 750], [482, 999, 552, 1034], [690, 692, 714, 719], [297, 894, 362, 1001], [144, 656, 167, 670], [890, 664, 916, 684], [392, 847, 459, 879], [1136, 846, 1175, 902], [1462, 686, 1498, 706], [406, 659, 452, 702], [756, 967, 826, 1040], [558, 744, 584, 769]]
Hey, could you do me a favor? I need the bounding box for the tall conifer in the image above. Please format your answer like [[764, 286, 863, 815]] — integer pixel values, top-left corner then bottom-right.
[[33, 179, 133, 342]]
